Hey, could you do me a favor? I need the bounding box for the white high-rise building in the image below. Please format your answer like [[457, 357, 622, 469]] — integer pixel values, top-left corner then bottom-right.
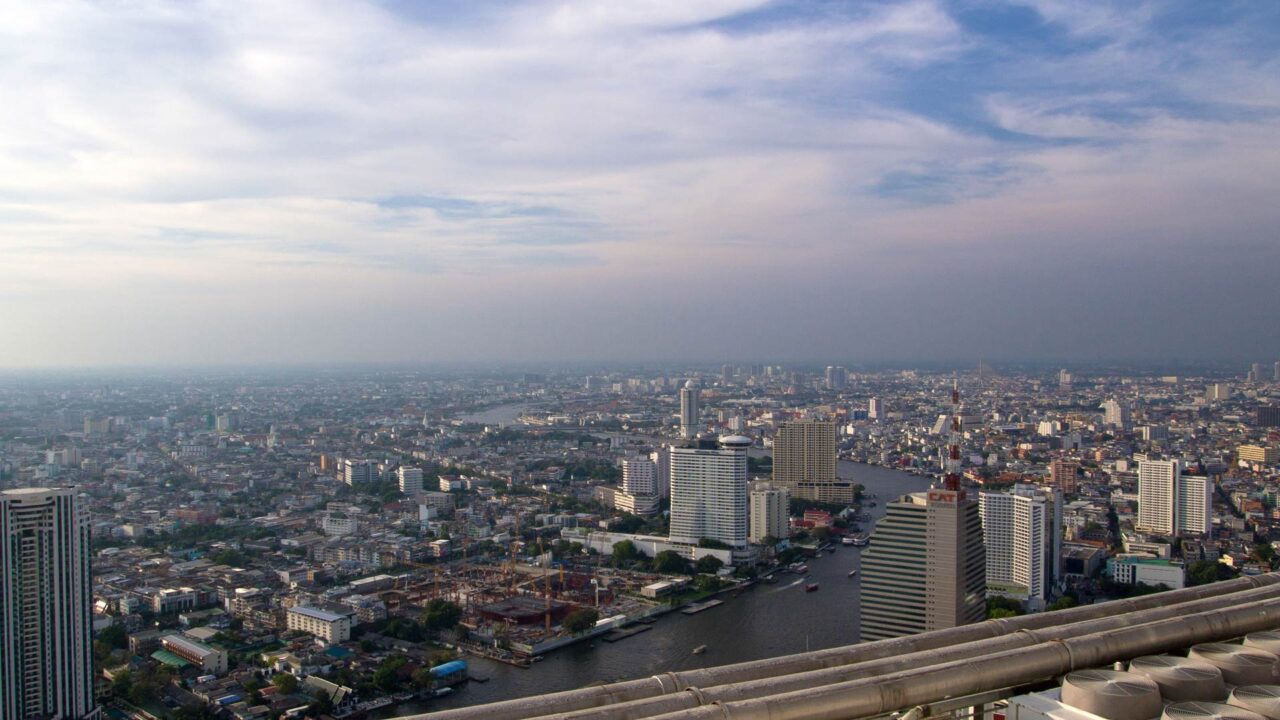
[[621, 457, 657, 495], [1137, 459, 1179, 535], [979, 485, 1059, 610], [669, 436, 751, 548], [824, 366, 848, 391], [749, 483, 790, 544], [1, 488, 97, 720], [868, 397, 884, 421], [396, 466, 424, 494], [650, 447, 671, 499], [342, 458, 374, 485], [679, 380, 701, 440], [1176, 474, 1213, 536], [1101, 399, 1131, 430]]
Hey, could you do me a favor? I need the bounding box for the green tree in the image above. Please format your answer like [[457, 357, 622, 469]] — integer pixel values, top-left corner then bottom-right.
[[1047, 595, 1078, 611], [985, 596, 1024, 618], [97, 624, 128, 649], [111, 671, 134, 700], [1254, 543, 1276, 565], [412, 667, 435, 689], [652, 550, 689, 574], [423, 599, 463, 631], [1188, 560, 1238, 586], [695, 555, 725, 575], [373, 656, 408, 693], [612, 540, 640, 564], [271, 673, 299, 694], [562, 608, 600, 634]]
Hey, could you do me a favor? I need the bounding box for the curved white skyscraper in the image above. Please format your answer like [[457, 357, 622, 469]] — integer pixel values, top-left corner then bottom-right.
[[669, 435, 750, 548]]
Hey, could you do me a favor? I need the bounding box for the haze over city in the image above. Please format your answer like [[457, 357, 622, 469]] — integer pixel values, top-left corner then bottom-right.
[[2, 0, 1278, 368]]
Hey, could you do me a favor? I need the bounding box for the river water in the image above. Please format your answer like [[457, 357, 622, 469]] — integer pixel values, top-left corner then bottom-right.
[[390, 461, 934, 714]]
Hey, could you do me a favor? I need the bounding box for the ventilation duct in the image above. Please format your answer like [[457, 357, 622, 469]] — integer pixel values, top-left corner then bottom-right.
[[1245, 633, 1280, 657], [1189, 644, 1280, 686], [1129, 655, 1226, 701], [1060, 670, 1163, 720], [1229, 686, 1280, 720]]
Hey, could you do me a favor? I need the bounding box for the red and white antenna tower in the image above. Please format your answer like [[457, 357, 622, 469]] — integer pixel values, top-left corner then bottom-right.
[[944, 378, 964, 495]]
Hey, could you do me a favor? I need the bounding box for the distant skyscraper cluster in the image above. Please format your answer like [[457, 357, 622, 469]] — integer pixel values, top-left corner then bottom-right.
[[0, 488, 97, 720]]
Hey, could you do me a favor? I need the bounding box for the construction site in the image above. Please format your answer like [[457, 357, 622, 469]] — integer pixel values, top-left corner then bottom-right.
[[389, 559, 679, 664]]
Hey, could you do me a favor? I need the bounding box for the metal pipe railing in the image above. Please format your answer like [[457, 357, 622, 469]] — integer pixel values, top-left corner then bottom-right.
[[640, 595, 1280, 720], [414, 573, 1280, 720], [543, 582, 1280, 720]]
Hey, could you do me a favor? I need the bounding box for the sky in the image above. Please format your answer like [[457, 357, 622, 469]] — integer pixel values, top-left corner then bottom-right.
[[1, 0, 1278, 368]]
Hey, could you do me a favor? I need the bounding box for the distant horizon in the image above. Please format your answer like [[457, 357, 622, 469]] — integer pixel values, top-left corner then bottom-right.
[[0, 356, 1268, 377]]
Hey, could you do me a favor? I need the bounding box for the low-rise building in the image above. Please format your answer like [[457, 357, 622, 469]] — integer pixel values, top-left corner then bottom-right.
[[286, 606, 353, 644], [160, 634, 228, 674]]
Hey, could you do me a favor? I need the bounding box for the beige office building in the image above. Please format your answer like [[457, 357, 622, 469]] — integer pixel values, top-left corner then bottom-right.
[[772, 420, 854, 505], [859, 489, 986, 642]]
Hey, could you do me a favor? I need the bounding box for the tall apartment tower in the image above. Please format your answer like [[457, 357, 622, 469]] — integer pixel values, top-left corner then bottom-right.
[[772, 420, 853, 505], [1049, 458, 1080, 495], [824, 366, 848, 391], [1137, 459, 1179, 535], [1176, 474, 1213, 536], [620, 457, 657, 496], [980, 485, 1059, 610], [669, 435, 751, 548], [649, 447, 671, 498], [1136, 459, 1212, 537], [1101, 398, 1132, 430], [859, 488, 985, 642], [868, 397, 884, 421], [679, 380, 701, 440], [0, 488, 97, 720], [748, 483, 790, 544]]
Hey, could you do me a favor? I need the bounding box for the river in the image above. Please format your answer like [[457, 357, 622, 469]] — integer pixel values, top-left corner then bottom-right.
[[387, 462, 933, 714]]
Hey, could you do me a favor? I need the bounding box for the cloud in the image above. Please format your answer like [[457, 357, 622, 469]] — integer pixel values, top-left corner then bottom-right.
[[0, 0, 1277, 366]]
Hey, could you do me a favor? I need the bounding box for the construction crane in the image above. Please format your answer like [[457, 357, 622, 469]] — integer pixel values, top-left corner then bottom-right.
[[944, 379, 964, 496]]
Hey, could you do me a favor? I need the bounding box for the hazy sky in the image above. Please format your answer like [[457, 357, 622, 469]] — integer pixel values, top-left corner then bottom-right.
[[2, 0, 1278, 368]]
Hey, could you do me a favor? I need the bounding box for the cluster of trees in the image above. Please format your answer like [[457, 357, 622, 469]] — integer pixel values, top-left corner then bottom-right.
[[94, 624, 129, 664], [360, 600, 462, 644], [1188, 560, 1239, 586], [563, 608, 601, 634], [616, 544, 725, 577], [111, 666, 174, 707], [985, 596, 1025, 619]]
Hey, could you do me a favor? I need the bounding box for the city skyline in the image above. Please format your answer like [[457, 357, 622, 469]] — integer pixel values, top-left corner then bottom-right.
[[3, 1, 1279, 368]]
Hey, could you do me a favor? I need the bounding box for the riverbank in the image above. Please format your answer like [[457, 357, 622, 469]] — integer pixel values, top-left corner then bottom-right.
[[370, 463, 933, 717]]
